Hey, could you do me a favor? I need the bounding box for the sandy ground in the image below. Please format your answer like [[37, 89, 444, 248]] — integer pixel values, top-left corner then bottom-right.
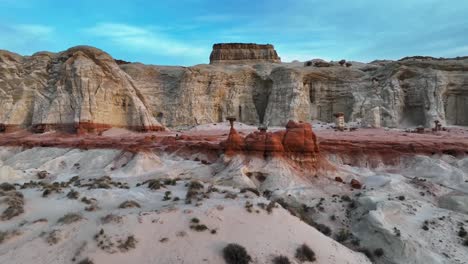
[[0, 122, 467, 264]]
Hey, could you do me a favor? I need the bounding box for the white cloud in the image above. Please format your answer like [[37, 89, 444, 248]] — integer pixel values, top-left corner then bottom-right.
[[84, 23, 207, 58], [13, 24, 54, 37]]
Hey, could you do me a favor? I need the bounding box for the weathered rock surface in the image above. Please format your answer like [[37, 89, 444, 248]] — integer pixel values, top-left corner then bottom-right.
[[0, 46, 163, 133], [209, 43, 281, 64], [1, 45, 468, 131]]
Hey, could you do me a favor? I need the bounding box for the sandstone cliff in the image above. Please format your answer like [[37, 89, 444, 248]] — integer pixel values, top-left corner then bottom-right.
[[1, 45, 467, 132], [0, 46, 163, 133]]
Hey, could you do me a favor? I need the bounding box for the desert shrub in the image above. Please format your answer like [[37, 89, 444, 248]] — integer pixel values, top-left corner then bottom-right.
[[341, 195, 352, 202], [273, 255, 291, 264], [188, 180, 204, 190], [77, 258, 94, 264], [266, 201, 277, 214], [0, 229, 20, 244], [163, 178, 177, 186], [224, 192, 238, 199], [101, 214, 123, 224], [0, 183, 15, 191], [118, 200, 141, 209], [191, 217, 200, 224], [295, 243, 316, 262], [190, 224, 208, 232], [145, 179, 161, 190], [45, 230, 61, 245], [339, 59, 346, 66], [163, 191, 172, 201], [0, 191, 24, 220], [374, 248, 384, 257], [66, 189, 80, 199], [336, 229, 350, 242], [345, 62, 352, 67], [458, 227, 467, 237], [398, 195, 405, 201], [313, 222, 331, 236], [37, 170, 49, 179], [464, 239, 468, 246], [223, 243, 252, 264], [118, 235, 137, 252], [57, 213, 82, 225]]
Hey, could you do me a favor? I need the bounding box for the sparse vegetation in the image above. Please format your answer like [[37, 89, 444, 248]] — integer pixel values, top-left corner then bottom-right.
[[0, 229, 20, 244], [144, 179, 161, 190], [77, 258, 94, 264], [37, 170, 49, 179], [0, 190, 24, 220], [185, 180, 205, 203], [66, 189, 80, 199], [190, 224, 208, 232], [335, 229, 350, 242], [57, 213, 83, 225], [163, 191, 172, 201], [266, 201, 277, 214], [223, 243, 252, 264], [273, 255, 291, 264], [458, 227, 467, 238], [117, 235, 137, 252], [45, 230, 61, 245], [374, 248, 384, 257], [295, 243, 316, 262], [0, 182, 15, 191], [118, 200, 141, 209]]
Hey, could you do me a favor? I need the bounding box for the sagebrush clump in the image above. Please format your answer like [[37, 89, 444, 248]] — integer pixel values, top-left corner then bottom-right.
[[295, 243, 316, 262], [222, 243, 252, 264]]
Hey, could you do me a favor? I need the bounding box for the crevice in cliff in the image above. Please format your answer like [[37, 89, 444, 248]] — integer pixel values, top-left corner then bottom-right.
[[252, 78, 272, 124]]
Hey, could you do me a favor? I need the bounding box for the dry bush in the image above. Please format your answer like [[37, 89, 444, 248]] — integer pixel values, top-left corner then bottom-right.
[[273, 255, 291, 264], [295, 243, 316, 262], [118, 200, 141, 209], [117, 235, 137, 252], [223, 243, 252, 264], [57, 213, 83, 225], [0, 190, 24, 220]]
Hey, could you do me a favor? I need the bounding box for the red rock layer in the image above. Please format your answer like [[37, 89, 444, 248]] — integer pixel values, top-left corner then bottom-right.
[[29, 123, 165, 134]]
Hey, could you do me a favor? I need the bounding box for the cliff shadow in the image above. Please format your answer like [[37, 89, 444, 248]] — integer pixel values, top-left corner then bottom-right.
[[253, 78, 273, 124]]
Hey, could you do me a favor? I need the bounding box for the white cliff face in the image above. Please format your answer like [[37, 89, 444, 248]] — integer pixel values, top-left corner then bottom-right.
[[0, 46, 162, 132], [1, 45, 468, 131]]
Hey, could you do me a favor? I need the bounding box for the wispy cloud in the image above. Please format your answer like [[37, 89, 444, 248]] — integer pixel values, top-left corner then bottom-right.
[[84, 23, 207, 59], [13, 24, 54, 37], [0, 23, 55, 54]]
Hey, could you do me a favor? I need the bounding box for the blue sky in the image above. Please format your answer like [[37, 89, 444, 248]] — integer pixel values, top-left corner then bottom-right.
[[1, 0, 467, 65]]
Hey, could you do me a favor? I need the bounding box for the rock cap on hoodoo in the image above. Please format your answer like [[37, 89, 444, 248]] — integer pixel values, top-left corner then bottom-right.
[[209, 43, 281, 64]]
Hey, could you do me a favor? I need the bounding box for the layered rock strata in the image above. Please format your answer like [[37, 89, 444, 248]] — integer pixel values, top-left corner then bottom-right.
[[209, 43, 281, 64], [1, 45, 468, 131], [0, 46, 163, 133]]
